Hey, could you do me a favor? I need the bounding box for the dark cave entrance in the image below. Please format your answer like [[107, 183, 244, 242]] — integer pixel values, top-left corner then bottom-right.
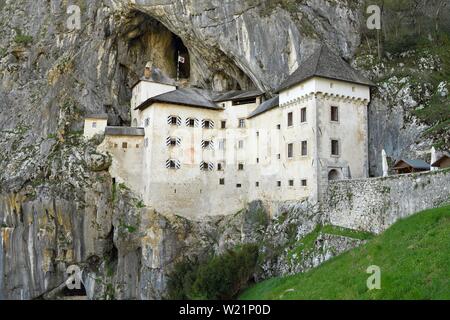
[[173, 35, 190, 80], [125, 11, 191, 82]]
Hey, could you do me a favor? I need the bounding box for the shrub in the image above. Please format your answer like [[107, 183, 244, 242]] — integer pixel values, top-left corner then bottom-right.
[[14, 29, 33, 45], [167, 244, 259, 300]]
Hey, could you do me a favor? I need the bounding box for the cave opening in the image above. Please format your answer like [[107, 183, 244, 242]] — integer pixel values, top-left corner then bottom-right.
[[124, 11, 191, 83], [173, 36, 190, 80]]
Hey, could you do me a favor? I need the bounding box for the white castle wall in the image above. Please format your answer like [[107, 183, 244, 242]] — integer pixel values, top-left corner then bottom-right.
[[87, 76, 372, 218]]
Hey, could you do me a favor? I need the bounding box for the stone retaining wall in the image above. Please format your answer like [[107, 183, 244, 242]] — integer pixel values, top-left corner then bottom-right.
[[324, 168, 450, 234]]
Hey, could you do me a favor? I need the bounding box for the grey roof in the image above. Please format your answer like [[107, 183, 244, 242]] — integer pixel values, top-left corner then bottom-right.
[[85, 113, 108, 120], [248, 96, 279, 119], [276, 45, 375, 93], [431, 152, 450, 167], [213, 90, 262, 102], [393, 159, 430, 170], [105, 126, 145, 136], [136, 88, 222, 111]]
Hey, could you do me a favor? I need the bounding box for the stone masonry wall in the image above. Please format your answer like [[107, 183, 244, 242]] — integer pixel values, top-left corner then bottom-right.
[[324, 168, 450, 234]]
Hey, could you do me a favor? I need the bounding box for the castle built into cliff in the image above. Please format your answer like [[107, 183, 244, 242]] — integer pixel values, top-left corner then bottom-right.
[[84, 45, 374, 218]]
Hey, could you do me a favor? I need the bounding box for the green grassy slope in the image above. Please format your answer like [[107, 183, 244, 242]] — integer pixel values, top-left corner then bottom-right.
[[240, 205, 450, 300]]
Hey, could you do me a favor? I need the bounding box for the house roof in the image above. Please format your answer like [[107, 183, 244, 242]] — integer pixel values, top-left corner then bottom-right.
[[248, 96, 279, 119], [136, 88, 222, 111], [431, 152, 450, 167], [105, 126, 145, 136], [393, 159, 430, 170], [276, 45, 375, 93], [85, 113, 108, 120], [213, 90, 262, 103]]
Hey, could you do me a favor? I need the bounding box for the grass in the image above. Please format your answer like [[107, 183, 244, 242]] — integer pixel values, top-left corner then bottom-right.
[[240, 205, 450, 300]]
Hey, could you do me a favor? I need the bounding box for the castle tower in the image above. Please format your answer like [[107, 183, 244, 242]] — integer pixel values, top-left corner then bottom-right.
[[276, 45, 374, 201]]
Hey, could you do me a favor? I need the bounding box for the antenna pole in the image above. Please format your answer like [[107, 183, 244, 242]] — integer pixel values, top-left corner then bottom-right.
[[177, 50, 180, 82]]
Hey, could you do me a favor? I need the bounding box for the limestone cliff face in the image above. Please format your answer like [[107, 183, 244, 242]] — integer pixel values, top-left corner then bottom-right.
[[0, 0, 447, 299]]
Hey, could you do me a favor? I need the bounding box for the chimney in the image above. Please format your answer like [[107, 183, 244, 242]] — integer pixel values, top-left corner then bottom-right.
[[144, 62, 152, 79]]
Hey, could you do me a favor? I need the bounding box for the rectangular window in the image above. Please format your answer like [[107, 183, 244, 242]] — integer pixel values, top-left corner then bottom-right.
[[287, 143, 294, 158], [238, 140, 244, 149], [289, 180, 294, 187], [301, 141, 308, 156], [301, 179, 307, 187], [277, 153, 281, 160], [238, 163, 244, 171], [221, 120, 227, 129], [287, 112, 293, 127], [256, 158, 259, 163], [236, 184, 242, 188], [202, 140, 213, 149], [219, 139, 226, 150], [238, 119, 246, 128], [331, 106, 339, 122], [277, 181, 281, 187], [144, 138, 149, 148], [169, 138, 177, 147], [122, 142, 128, 149], [217, 162, 225, 171], [92, 122, 97, 128], [145, 118, 150, 127], [219, 178, 225, 185], [301, 107, 307, 123], [202, 119, 214, 129], [331, 139, 340, 156], [136, 144, 140, 148], [277, 124, 281, 130], [255, 182, 259, 187], [187, 118, 196, 127], [169, 116, 179, 126]]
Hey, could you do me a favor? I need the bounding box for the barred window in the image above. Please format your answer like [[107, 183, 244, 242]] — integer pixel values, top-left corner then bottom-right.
[[200, 161, 214, 171], [168, 115, 181, 126], [166, 136, 181, 147], [166, 159, 181, 170], [202, 140, 214, 150], [202, 119, 214, 129], [186, 118, 199, 127]]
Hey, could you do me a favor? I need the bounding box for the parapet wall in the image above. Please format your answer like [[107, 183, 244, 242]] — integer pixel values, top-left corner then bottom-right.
[[324, 168, 450, 234]]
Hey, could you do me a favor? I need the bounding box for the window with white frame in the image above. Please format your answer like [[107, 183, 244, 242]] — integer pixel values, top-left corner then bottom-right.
[[331, 139, 340, 156], [238, 118, 246, 128], [288, 143, 294, 158], [301, 141, 308, 156], [301, 107, 307, 123]]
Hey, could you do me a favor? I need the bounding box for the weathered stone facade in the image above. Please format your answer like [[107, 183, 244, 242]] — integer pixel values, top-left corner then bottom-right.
[[325, 169, 450, 234]]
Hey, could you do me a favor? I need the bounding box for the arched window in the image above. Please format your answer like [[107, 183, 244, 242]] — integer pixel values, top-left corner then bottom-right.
[[328, 169, 343, 181], [132, 118, 138, 127]]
